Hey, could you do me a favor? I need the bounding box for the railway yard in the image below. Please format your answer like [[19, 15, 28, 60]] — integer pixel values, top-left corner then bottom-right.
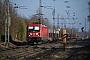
[[0, 0, 90, 60], [0, 39, 90, 60]]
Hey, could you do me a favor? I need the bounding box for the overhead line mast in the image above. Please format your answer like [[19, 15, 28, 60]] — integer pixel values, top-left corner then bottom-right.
[[57, 14, 60, 29], [39, 0, 43, 24], [5, 0, 11, 46], [88, 0, 90, 32]]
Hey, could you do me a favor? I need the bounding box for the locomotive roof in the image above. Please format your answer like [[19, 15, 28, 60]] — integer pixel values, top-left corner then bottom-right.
[[42, 25, 47, 27], [28, 24, 47, 27]]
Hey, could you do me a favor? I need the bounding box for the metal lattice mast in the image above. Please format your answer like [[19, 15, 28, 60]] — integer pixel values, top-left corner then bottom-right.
[[39, 0, 42, 24], [88, 0, 90, 32], [5, 0, 11, 46], [85, 18, 86, 32], [52, 8, 55, 29], [57, 14, 60, 29], [88, 0, 90, 15]]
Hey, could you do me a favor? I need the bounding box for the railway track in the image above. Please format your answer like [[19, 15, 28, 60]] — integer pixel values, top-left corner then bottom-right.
[[0, 39, 90, 60], [0, 46, 43, 59], [0, 41, 61, 60]]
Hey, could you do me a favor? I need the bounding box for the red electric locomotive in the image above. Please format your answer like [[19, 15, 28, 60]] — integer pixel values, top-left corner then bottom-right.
[[27, 23, 48, 45]]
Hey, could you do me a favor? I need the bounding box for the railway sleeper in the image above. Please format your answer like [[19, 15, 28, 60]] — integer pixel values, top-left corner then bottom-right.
[[7, 50, 33, 59], [7, 49, 42, 59], [19, 50, 44, 60]]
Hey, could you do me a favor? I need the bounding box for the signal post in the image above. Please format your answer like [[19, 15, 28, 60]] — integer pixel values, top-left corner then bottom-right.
[[63, 29, 67, 47]]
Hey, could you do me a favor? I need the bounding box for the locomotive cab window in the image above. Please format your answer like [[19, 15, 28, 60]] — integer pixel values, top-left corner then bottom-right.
[[29, 26, 33, 29], [28, 26, 40, 32], [34, 26, 39, 30]]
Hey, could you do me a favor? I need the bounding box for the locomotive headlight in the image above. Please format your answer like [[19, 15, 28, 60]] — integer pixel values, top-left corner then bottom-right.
[[36, 33, 40, 36], [36, 33, 38, 35], [30, 33, 32, 35], [29, 35, 30, 36], [29, 33, 32, 36]]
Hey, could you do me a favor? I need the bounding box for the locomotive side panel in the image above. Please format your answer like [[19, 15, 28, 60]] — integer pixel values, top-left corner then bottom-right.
[[42, 25, 48, 42], [42, 26, 48, 37]]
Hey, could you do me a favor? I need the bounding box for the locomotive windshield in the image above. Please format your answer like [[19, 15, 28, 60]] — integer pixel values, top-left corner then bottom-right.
[[28, 26, 40, 32]]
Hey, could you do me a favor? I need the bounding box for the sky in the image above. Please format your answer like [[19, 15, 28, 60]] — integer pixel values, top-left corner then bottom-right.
[[10, 0, 89, 32]]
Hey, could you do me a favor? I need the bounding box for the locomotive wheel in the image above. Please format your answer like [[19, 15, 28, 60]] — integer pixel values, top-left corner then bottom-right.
[[41, 40, 44, 44], [36, 41, 38, 45], [41, 40, 47, 44], [28, 41, 34, 46]]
